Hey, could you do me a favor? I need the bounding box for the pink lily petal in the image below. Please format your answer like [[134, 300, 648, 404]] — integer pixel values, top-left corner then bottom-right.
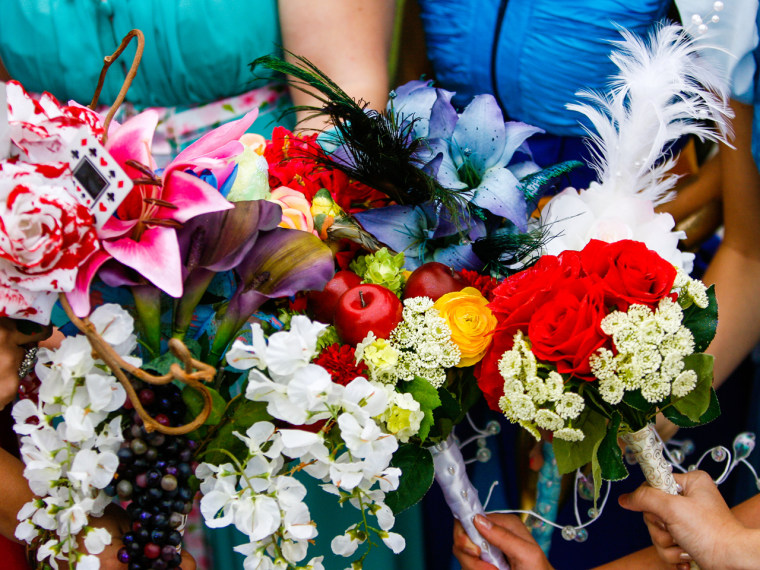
[[66, 249, 113, 316], [105, 110, 159, 177], [172, 109, 258, 164], [100, 216, 139, 239], [161, 170, 233, 223], [103, 226, 183, 297]]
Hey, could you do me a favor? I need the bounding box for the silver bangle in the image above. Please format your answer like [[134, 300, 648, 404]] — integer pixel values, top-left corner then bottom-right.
[[17, 346, 38, 379]]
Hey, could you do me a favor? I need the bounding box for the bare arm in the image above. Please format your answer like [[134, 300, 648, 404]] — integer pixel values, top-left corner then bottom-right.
[[703, 100, 760, 387], [278, 0, 396, 130]]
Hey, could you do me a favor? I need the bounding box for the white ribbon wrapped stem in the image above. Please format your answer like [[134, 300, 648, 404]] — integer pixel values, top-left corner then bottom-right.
[[430, 434, 510, 570], [622, 423, 699, 570]]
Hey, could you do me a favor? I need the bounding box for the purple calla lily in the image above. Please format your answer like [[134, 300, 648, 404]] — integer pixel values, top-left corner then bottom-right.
[[208, 227, 334, 363], [172, 200, 283, 339]]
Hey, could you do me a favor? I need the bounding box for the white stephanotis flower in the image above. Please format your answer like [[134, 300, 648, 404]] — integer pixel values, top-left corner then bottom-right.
[[226, 323, 270, 371], [331, 525, 363, 557], [68, 448, 119, 489], [337, 412, 398, 460], [341, 377, 389, 422], [379, 530, 406, 554], [539, 184, 694, 273], [77, 554, 101, 570], [84, 373, 126, 412], [234, 421, 284, 459], [83, 526, 112, 555], [88, 303, 137, 354], [279, 429, 327, 459], [230, 317, 328, 380]]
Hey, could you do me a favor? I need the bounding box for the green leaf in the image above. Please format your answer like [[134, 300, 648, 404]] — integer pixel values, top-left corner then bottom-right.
[[448, 369, 484, 423], [682, 285, 718, 352], [201, 422, 249, 465], [232, 400, 272, 431], [596, 411, 628, 481], [663, 387, 720, 427], [622, 390, 651, 413], [384, 444, 434, 514], [399, 376, 442, 444], [553, 408, 608, 475], [182, 385, 227, 426], [671, 353, 714, 422], [143, 339, 203, 375]]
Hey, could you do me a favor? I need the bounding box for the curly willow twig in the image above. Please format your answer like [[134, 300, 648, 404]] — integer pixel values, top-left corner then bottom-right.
[[88, 29, 145, 145], [58, 294, 214, 435]]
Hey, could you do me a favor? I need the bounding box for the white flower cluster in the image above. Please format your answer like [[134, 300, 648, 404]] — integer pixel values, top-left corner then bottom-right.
[[356, 297, 460, 388], [213, 316, 406, 568], [497, 332, 585, 442], [672, 267, 710, 310], [590, 297, 698, 404], [13, 304, 133, 570]]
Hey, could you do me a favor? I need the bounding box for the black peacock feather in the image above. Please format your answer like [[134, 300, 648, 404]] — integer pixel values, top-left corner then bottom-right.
[[252, 53, 463, 210]]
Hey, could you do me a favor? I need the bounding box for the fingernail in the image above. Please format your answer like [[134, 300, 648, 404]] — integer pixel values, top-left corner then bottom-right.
[[679, 552, 692, 561], [676, 483, 684, 493], [474, 514, 492, 530], [618, 494, 628, 507], [657, 521, 666, 531], [463, 545, 480, 557]]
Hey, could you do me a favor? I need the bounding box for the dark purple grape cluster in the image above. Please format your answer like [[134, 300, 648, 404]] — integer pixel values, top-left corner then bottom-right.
[[106, 382, 197, 569]]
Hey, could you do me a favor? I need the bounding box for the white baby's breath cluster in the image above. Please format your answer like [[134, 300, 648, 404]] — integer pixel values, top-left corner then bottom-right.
[[13, 304, 133, 570], [497, 332, 585, 442], [589, 297, 698, 404], [216, 316, 408, 569], [355, 297, 460, 388]]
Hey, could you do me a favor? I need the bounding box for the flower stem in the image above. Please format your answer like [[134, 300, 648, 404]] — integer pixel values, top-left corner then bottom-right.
[[132, 285, 162, 358]]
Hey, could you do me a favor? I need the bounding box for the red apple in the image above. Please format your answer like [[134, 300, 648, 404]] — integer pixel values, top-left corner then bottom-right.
[[334, 284, 403, 346], [306, 270, 363, 324], [402, 261, 466, 301]]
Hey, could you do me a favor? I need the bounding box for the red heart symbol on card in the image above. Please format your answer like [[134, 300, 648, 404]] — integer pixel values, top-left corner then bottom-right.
[[99, 203, 108, 212], [81, 138, 88, 147], [118, 181, 124, 188], [100, 157, 108, 167]]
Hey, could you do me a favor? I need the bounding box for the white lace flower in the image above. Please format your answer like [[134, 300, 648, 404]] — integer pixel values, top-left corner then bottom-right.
[[544, 372, 564, 401], [671, 369, 698, 398], [535, 409, 564, 431], [598, 378, 625, 405], [556, 393, 585, 420], [641, 373, 671, 403], [554, 427, 585, 442]]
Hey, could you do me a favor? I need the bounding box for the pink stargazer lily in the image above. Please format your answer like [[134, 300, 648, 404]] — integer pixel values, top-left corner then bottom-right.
[[67, 109, 258, 316]]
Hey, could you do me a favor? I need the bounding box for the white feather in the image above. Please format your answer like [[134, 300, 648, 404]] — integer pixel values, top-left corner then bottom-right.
[[567, 24, 733, 204]]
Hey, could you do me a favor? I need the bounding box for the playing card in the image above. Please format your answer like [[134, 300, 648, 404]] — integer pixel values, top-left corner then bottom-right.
[[49, 127, 133, 228]]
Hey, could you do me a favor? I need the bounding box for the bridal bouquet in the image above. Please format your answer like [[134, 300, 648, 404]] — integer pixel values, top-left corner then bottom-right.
[[476, 238, 718, 499], [479, 23, 731, 507]]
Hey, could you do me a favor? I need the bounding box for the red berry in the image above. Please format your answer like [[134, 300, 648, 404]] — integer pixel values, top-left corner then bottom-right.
[[144, 542, 161, 559]]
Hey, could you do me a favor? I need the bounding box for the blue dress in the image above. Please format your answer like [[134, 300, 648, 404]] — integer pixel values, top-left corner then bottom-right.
[[418, 0, 672, 190]]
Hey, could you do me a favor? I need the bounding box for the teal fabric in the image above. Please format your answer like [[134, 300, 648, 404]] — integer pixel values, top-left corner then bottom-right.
[[417, 0, 670, 137], [0, 0, 281, 107]]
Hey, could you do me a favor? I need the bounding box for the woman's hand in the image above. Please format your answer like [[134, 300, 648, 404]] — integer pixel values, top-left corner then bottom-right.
[[453, 513, 553, 570], [619, 470, 760, 569], [0, 319, 50, 410]]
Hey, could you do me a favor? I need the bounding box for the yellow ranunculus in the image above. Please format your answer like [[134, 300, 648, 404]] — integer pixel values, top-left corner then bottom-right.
[[433, 287, 497, 367]]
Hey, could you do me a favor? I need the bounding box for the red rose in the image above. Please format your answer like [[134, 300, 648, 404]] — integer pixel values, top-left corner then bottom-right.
[[579, 239, 676, 310], [490, 251, 582, 316], [527, 277, 609, 378]]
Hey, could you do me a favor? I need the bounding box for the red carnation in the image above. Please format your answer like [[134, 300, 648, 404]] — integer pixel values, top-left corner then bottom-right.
[[458, 269, 500, 302], [313, 343, 369, 386]]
